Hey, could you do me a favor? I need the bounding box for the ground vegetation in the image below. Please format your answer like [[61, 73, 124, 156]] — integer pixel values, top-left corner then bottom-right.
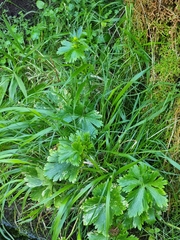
[[0, 0, 179, 239]]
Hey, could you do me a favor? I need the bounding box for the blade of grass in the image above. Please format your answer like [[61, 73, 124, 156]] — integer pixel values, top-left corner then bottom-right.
[[13, 72, 27, 98], [2, 15, 24, 52]]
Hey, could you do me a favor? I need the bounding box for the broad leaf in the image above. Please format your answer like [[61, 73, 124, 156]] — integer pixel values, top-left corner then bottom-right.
[[82, 197, 107, 235], [82, 183, 126, 236], [59, 105, 103, 136], [30, 186, 52, 207], [146, 185, 168, 208], [118, 177, 140, 192], [44, 162, 79, 183], [24, 167, 53, 206], [24, 167, 52, 188], [115, 232, 139, 240], [57, 40, 73, 55], [118, 163, 168, 228], [77, 110, 103, 136], [25, 176, 42, 188], [109, 186, 126, 216], [44, 131, 94, 183], [58, 140, 82, 166], [127, 187, 146, 217], [36, 0, 45, 9], [87, 232, 107, 240]]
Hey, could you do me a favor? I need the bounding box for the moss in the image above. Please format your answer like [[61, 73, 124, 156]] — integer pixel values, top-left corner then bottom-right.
[[125, 0, 180, 159]]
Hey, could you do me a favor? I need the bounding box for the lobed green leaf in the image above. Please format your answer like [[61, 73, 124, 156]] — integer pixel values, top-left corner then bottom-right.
[[44, 162, 79, 183]]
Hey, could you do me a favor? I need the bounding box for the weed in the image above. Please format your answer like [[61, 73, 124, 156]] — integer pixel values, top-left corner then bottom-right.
[[0, 1, 179, 239]]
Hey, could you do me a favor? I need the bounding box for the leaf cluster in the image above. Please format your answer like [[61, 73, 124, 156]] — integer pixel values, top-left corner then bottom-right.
[[57, 27, 90, 62], [80, 163, 168, 239], [44, 131, 94, 183], [118, 163, 168, 229], [82, 183, 126, 238]]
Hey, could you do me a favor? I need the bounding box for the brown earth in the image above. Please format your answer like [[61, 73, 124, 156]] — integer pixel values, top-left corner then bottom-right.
[[0, 0, 36, 17]]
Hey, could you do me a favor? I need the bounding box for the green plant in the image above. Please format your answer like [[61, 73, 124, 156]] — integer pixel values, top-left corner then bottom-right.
[[118, 164, 168, 229], [80, 163, 168, 239], [0, 1, 180, 240], [44, 131, 97, 183], [57, 27, 90, 63]]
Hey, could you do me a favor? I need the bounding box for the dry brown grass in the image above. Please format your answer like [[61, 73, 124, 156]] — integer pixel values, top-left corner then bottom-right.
[[125, 0, 180, 162]]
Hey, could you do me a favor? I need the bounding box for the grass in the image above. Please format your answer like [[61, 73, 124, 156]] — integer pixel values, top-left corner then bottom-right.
[[0, 0, 180, 239]]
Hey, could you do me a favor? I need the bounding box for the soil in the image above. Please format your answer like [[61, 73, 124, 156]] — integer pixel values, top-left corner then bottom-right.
[[0, 0, 36, 17], [0, 204, 50, 240]]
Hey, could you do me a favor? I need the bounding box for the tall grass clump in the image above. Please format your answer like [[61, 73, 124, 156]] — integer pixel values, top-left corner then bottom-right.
[[0, 0, 180, 239]]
